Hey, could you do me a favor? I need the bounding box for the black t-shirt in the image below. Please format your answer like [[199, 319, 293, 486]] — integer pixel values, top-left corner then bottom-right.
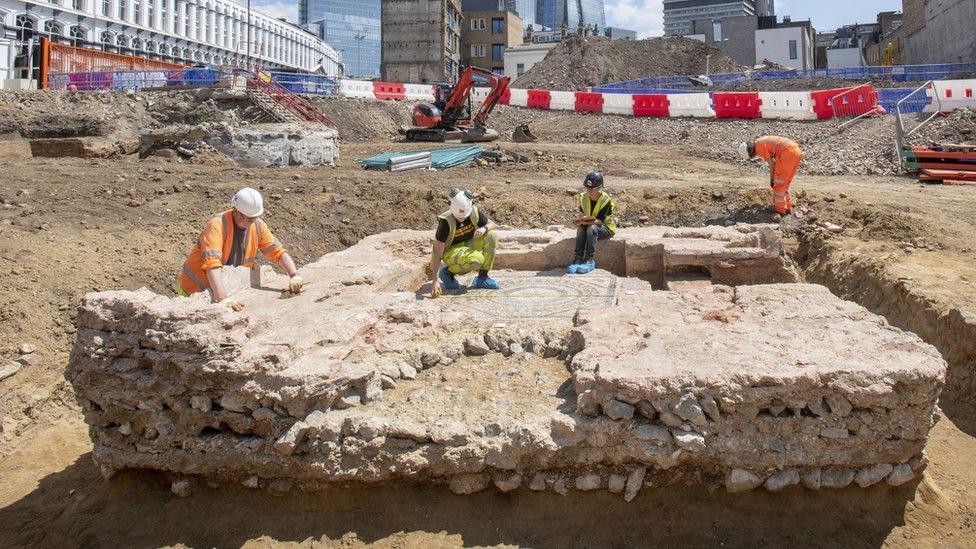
[[435, 213, 487, 245], [580, 195, 612, 222], [225, 226, 248, 267]]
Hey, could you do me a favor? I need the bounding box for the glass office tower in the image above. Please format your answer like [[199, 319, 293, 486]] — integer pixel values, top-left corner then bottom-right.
[[535, 0, 605, 32], [300, 0, 381, 77]]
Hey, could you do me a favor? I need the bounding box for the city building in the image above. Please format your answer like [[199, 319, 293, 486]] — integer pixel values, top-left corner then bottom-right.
[[0, 0, 342, 82], [902, 0, 975, 65], [461, 9, 522, 74], [462, 0, 536, 30], [755, 17, 814, 70], [534, 0, 605, 33], [863, 10, 904, 65], [503, 40, 554, 78], [604, 26, 636, 40], [824, 24, 876, 70], [300, 0, 380, 78], [690, 14, 757, 66], [381, 0, 462, 83], [664, 0, 761, 37]]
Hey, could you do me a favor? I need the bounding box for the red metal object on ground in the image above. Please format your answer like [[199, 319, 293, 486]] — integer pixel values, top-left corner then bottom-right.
[[920, 169, 976, 184], [712, 92, 762, 119], [575, 92, 604, 113], [526, 89, 551, 110], [632, 94, 670, 117], [372, 81, 407, 101]]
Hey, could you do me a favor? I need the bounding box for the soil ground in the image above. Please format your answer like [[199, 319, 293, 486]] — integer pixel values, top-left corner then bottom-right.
[[2, 99, 976, 546]]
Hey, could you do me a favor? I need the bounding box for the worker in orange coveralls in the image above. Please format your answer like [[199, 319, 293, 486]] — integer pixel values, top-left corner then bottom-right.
[[738, 136, 803, 215]]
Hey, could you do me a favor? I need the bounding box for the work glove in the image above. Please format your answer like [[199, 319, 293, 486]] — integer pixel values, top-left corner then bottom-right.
[[224, 300, 245, 312], [288, 275, 305, 294]]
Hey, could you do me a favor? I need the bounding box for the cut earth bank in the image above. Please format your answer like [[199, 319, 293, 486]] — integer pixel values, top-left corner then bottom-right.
[[69, 225, 945, 499]]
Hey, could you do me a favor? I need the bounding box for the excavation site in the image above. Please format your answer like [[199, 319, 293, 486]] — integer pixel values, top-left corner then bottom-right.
[[2, 85, 976, 548]]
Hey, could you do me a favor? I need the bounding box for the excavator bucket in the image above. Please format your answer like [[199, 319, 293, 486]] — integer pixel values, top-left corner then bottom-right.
[[461, 126, 499, 143], [512, 124, 538, 143]]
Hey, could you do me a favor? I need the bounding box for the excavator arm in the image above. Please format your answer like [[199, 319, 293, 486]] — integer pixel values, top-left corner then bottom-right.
[[441, 66, 510, 128]]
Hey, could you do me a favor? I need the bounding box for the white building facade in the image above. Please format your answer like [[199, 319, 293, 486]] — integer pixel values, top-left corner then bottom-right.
[[503, 41, 554, 79], [755, 25, 814, 70], [0, 0, 342, 81]]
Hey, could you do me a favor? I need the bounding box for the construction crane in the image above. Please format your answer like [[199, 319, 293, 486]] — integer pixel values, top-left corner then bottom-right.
[[406, 66, 510, 143]]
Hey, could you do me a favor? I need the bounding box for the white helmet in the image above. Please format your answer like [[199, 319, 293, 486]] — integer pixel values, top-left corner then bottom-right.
[[450, 188, 473, 220], [232, 187, 264, 217], [737, 142, 752, 160]]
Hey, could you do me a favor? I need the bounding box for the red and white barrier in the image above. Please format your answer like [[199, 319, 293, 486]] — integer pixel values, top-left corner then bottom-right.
[[713, 92, 762, 119], [601, 93, 633, 115], [507, 88, 529, 107], [549, 90, 576, 111], [340, 79, 375, 99], [404, 83, 435, 102], [667, 93, 716, 118], [759, 91, 817, 120], [924, 79, 976, 113]]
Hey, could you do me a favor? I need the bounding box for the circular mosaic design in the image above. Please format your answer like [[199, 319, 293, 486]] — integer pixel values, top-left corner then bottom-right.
[[448, 271, 618, 319]]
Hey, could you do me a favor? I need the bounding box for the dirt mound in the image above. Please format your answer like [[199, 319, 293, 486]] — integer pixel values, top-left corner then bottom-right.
[[915, 108, 976, 145], [311, 96, 412, 142], [513, 36, 744, 91]]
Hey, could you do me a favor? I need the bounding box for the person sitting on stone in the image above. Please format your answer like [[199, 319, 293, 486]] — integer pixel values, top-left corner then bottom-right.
[[178, 187, 304, 310], [567, 171, 617, 275], [428, 188, 501, 298]]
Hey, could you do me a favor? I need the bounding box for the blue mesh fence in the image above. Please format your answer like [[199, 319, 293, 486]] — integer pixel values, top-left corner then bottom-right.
[[48, 68, 340, 95], [596, 63, 976, 93]]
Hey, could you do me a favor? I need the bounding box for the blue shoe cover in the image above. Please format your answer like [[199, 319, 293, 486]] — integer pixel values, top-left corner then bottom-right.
[[439, 266, 461, 290]]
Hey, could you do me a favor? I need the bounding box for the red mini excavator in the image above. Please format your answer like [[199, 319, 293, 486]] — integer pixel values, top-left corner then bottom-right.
[[406, 66, 510, 143]]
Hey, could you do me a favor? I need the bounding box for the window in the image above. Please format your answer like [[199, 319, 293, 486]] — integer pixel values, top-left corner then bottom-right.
[[470, 18, 477, 30], [132, 37, 144, 50], [789, 39, 798, 60], [134, 1, 140, 23], [101, 31, 113, 44], [712, 20, 722, 42], [491, 67, 504, 74], [119, 0, 126, 21], [491, 18, 504, 34], [73, 0, 83, 10], [102, 0, 110, 16], [70, 25, 86, 44], [516, 62, 525, 76], [491, 43, 503, 61], [44, 21, 63, 36]]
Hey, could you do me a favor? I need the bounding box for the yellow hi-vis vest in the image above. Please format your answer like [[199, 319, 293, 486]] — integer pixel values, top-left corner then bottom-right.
[[579, 191, 616, 235], [437, 206, 480, 248]]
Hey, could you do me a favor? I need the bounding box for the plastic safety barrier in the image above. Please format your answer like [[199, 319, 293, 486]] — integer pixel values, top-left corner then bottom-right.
[[830, 85, 882, 118], [526, 89, 552, 110], [372, 81, 406, 101], [340, 79, 376, 99], [633, 94, 670, 117], [758, 91, 816, 120], [713, 92, 762, 119], [575, 92, 605, 113], [667, 93, 715, 118], [405, 83, 435, 102], [810, 87, 853, 119], [471, 87, 490, 107], [924, 79, 976, 113], [549, 90, 576, 111], [507, 88, 528, 107], [601, 93, 634, 116]]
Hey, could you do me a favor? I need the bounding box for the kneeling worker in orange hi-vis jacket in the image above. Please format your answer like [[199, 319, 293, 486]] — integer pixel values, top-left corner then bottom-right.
[[178, 187, 304, 311], [738, 136, 803, 215]]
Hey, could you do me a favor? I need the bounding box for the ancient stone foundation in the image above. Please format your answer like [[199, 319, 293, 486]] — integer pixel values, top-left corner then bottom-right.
[[68, 225, 945, 498], [204, 123, 339, 167]]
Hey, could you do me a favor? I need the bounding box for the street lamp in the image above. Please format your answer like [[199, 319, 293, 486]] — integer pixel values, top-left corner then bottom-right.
[[354, 33, 365, 78]]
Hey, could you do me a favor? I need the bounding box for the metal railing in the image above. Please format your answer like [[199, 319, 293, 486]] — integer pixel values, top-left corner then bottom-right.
[[248, 74, 337, 127], [895, 81, 943, 161]]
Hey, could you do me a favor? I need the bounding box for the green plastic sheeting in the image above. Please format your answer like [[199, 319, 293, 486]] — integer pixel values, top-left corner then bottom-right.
[[358, 145, 485, 170]]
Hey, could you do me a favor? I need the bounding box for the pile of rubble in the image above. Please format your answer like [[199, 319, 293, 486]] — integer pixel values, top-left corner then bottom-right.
[[68, 225, 945, 498], [513, 36, 743, 91]]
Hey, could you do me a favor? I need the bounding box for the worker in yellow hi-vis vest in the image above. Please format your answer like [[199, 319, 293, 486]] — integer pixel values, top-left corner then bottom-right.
[[428, 188, 501, 298], [567, 171, 617, 275]]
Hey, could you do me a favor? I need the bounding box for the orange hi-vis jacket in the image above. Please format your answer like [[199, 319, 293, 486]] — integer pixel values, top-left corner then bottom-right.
[[179, 210, 287, 295], [754, 135, 801, 165]]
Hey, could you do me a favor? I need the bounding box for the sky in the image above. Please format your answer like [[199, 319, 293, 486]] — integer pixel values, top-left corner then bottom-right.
[[606, 0, 905, 39], [241, 0, 905, 38]]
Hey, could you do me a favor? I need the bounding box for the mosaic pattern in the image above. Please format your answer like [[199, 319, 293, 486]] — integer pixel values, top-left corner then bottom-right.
[[448, 271, 618, 319]]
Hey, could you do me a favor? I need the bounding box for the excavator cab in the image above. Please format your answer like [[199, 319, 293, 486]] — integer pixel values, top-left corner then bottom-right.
[[407, 67, 509, 143]]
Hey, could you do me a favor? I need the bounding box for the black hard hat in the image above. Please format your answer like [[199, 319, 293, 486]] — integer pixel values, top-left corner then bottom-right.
[[583, 171, 604, 188]]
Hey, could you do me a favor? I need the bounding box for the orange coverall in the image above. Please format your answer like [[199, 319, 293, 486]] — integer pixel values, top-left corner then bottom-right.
[[179, 210, 286, 295], [754, 136, 803, 215]]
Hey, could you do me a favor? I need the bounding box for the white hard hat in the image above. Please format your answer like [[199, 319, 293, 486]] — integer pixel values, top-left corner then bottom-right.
[[232, 187, 264, 217], [450, 188, 473, 220], [737, 142, 752, 160]]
